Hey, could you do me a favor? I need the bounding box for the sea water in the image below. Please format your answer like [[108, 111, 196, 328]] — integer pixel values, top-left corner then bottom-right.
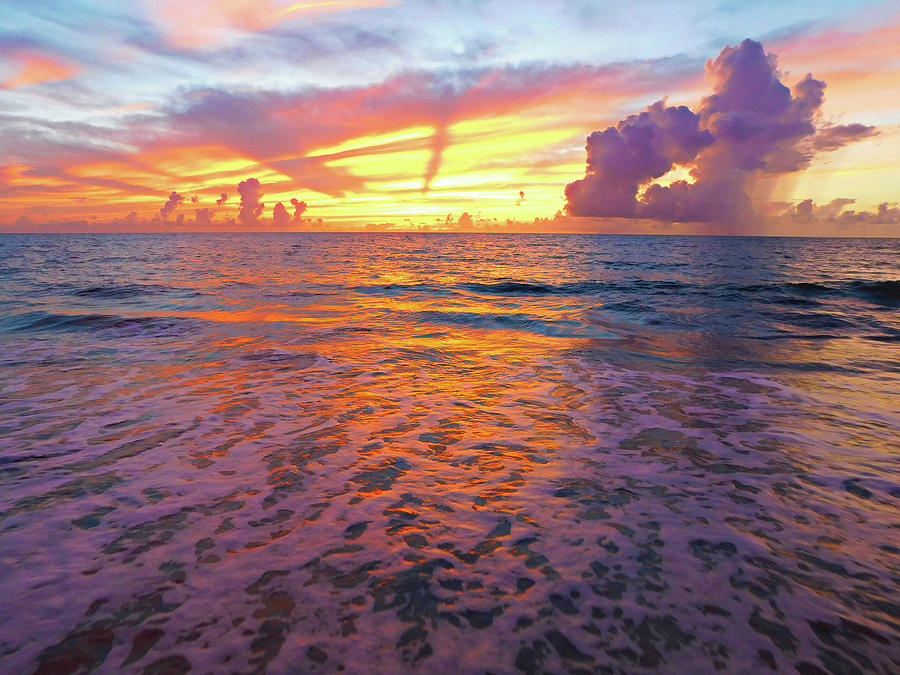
[[0, 233, 898, 672]]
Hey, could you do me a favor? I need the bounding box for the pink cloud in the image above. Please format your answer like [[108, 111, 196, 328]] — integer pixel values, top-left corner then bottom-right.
[[0, 50, 79, 89], [147, 0, 395, 49], [237, 177, 264, 226]]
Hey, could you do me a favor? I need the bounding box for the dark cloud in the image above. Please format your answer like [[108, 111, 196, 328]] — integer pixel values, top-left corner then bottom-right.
[[237, 178, 263, 227], [216, 192, 228, 206], [565, 39, 877, 225], [159, 190, 185, 219], [811, 123, 878, 152]]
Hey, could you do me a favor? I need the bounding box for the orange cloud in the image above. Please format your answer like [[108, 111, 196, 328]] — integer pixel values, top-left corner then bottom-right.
[[0, 51, 79, 89], [1, 59, 701, 228]]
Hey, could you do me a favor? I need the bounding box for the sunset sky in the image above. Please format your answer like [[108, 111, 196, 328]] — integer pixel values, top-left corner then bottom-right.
[[1, 0, 898, 234]]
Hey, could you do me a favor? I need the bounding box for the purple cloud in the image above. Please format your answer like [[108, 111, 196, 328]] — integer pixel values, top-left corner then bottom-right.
[[565, 100, 713, 217], [812, 123, 878, 152], [783, 198, 900, 225], [565, 39, 877, 225]]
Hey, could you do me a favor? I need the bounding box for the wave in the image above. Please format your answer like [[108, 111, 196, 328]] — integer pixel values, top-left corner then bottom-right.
[[73, 283, 180, 299], [461, 281, 562, 295], [1, 311, 200, 337], [407, 309, 619, 339], [458, 278, 900, 306], [848, 280, 900, 304]]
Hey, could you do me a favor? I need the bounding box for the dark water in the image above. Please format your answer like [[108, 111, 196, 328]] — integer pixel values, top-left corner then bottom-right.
[[0, 233, 898, 673]]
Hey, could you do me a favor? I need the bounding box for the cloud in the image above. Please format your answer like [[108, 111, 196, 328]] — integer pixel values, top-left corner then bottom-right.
[[237, 178, 264, 226], [216, 192, 229, 206], [159, 190, 185, 219], [145, 0, 395, 49], [195, 207, 214, 226], [0, 48, 79, 89], [782, 198, 900, 225], [565, 100, 713, 218], [272, 201, 290, 227], [565, 39, 876, 225], [422, 123, 450, 192], [290, 198, 307, 223], [156, 59, 695, 198], [811, 123, 878, 152]]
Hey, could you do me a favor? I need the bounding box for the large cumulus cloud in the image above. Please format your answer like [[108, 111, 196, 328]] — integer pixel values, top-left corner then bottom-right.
[[565, 39, 877, 225]]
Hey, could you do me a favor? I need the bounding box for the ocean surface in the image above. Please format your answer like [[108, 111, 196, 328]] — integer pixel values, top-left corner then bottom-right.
[[0, 233, 898, 674]]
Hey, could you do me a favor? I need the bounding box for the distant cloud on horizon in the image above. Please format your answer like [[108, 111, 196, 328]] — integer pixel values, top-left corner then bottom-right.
[[237, 178, 264, 227], [159, 190, 185, 219]]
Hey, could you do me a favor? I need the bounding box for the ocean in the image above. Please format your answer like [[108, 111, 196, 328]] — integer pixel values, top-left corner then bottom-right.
[[0, 233, 898, 673]]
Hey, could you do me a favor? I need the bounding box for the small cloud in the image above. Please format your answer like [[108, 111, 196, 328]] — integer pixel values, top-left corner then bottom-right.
[[159, 190, 185, 219], [781, 198, 900, 225], [0, 49, 79, 89], [290, 198, 307, 224], [216, 192, 228, 207], [811, 123, 878, 152]]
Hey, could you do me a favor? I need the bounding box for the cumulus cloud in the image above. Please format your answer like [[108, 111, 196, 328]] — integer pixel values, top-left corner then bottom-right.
[[782, 198, 900, 225], [195, 207, 214, 226], [272, 202, 290, 228], [159, 190, 185, 219], [237, 178, 263, 227], [216, 192, 228, 206], [566, 100, 713, 217], [290, 198, 307, 222], [565, 39, 876, 225]]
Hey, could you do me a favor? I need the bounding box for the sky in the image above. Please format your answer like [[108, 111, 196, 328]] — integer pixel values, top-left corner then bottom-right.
[[1, 0, 898, 234]]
